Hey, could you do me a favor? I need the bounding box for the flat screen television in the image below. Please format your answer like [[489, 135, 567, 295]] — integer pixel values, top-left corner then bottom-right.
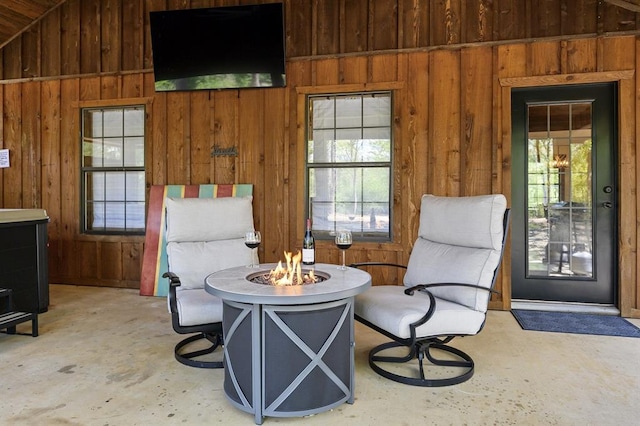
[[149, 3, 286, 92]]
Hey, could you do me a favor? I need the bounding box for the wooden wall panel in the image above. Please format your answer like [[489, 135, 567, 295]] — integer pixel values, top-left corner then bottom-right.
[[80, 0, 101, 75], [564, 38, 597, 73], [494, 0, 528, 40], [166, 92, 190, 184], [262, 87, 288, 262], [342, 0, 368, 53], [211, 90, 239, 184], [2, 84, 22, 206], [60, 0, 80, 75], [41, 7, 61, 77], [21, 27, 40, 78], [460, 47, 494, 196], [563, 0, 598, 34], [189, 91, 211, 184], [0, 83, 3, 205], [531, 0, 562, 38], [101, 0, 122, 73], [0, 1, 639, 314], [429, 0, 461, 46], [399, 0, 428, 48], [21, 81, 41, 207], [428, 49, 461, 196], [2, 0, 639, 81], [315, 1, 339, 55], [59, 78, 79, 280], [370, 0, 398, 50], [529, 41, 562, 75], [41, 80, 61, 278], [461, 0, 494, 43], [121, 1, 144, 71]]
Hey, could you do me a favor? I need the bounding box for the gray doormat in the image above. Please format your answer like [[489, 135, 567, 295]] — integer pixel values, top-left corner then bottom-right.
[[511, 309, 640, 338]]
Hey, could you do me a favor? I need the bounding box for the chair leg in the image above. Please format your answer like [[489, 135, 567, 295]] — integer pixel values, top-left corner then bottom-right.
[[368, 340, 475, 387], [175, 332, 224, 369]]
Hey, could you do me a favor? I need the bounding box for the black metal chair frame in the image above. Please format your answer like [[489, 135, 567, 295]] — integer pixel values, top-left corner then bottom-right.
[[164, 271, 224, 369], [352, 209, 510, 387]]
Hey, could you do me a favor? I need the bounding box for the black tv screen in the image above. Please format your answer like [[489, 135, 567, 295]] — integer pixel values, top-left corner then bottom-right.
[[149, 3, 286, 91]]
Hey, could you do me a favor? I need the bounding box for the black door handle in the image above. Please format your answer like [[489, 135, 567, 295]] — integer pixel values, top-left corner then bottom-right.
[[603, 201, 613, 208]]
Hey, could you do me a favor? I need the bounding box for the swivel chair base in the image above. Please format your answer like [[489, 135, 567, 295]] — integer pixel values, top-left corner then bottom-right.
[[369, 340, 474, 387], [175, 332, 223, 369]]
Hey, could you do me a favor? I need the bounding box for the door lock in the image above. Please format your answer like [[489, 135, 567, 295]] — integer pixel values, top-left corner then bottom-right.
[[603, 201, 613, 208]]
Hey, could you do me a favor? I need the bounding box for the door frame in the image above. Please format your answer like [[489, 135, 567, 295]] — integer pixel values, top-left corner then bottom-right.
[[497, 70, 638, 317]]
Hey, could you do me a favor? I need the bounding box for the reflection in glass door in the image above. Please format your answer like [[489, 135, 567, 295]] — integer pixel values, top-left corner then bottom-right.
[[527, 103, 593, 278], [511, 83, 616, 305]]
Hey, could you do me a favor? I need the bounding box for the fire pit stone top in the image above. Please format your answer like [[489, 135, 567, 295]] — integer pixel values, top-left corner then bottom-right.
[[205, 263, 372, 306]]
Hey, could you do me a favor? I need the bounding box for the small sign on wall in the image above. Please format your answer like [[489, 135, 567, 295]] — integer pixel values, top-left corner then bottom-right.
[[0, 149, 9, 168]]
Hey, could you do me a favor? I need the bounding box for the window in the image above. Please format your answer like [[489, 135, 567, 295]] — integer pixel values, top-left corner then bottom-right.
[[306, 92, 392, 241], [81, 106, 146, 234]]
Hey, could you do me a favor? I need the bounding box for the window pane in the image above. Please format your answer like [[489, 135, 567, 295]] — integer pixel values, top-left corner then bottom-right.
[[105, 172, 125, 201], [103, 138, 124, 167], [124, 107, 144, 136], [335, 96, 362, 128], [124, 137, 144, 167], [312, 98, 334, 129], [309, 129, 334, 163], [127, 171, 146, 202], [84, 109, 103, 137], [309, 166, 390, 237], [126, 202, 146, 231], [105, 202, 125, 229], [363, 95, 391, 127], [87, 202, 105, 229], [86, 172, 105, 201], [361, 131, 391, 162], [103, 109, 123, 137]]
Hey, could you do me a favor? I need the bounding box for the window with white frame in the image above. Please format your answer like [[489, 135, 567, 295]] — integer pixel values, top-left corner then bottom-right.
[[81, 106, 146, 234], [306, 92, 392, 241]]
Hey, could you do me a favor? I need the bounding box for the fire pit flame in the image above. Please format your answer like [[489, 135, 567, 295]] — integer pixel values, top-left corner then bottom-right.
[[249, 251, 326, 286]]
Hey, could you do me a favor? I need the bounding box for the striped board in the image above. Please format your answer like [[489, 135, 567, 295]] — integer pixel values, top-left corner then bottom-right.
[[139, 184, 253, 296]]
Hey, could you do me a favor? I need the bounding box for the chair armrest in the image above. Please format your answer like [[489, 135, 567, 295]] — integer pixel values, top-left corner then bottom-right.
[[404, 283, 501, 296], [162, 272, 181, 314], [349, 262, 408, 270], [162, 271, 182, 288]]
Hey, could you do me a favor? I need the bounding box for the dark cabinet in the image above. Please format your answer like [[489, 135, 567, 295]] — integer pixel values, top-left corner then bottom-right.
[[0, 209, 49, 313]]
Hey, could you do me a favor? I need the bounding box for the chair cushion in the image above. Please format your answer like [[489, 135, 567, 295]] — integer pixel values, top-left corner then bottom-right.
[[405, 194, 507, 312], [175, 287, 223, 327], [166, 239, 255, 289], [404, 239, 500, 312], [355, 286, 486, 339], [165, 196, 254, 243], [418, 194, 506, 250]]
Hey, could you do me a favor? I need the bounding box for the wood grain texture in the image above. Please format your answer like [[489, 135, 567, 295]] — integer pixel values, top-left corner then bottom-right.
[[0, 1, 639, 315]]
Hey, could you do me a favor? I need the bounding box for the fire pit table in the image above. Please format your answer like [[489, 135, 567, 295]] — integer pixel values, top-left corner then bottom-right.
[[205, 263, 371, 425]]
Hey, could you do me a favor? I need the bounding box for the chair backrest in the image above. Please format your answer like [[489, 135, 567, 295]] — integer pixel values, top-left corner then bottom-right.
[[165, 196, 257, 290], [403, 194, 508, 312]]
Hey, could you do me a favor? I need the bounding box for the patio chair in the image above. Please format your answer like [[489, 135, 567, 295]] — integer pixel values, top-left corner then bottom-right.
[[352, 194, 509, 386], [162, 195, 257, 368]]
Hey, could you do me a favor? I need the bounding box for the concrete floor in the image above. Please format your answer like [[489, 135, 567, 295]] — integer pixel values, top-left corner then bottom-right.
[[1, 284, 639, 426]]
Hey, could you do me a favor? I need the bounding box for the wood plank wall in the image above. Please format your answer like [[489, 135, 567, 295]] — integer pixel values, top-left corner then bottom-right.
[[0, 1, 638, 316]]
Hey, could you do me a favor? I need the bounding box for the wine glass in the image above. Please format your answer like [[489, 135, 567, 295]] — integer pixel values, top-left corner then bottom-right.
[[245, 231, 261, 268], [335, 230, 352, 270]]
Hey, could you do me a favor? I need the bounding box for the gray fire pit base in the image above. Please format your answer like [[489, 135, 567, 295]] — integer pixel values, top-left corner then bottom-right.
[[222, 298, 355, 424]]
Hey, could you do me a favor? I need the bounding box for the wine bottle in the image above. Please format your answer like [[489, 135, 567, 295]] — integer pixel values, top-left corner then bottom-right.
[[302, 218, 315, 265]]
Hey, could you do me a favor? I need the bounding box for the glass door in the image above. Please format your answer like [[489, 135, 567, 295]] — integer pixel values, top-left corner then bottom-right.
[[511, 83, 616, 305]]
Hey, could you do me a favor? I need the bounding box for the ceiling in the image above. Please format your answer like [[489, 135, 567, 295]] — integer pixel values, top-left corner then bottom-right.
[[0, 0, 65, 51]]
